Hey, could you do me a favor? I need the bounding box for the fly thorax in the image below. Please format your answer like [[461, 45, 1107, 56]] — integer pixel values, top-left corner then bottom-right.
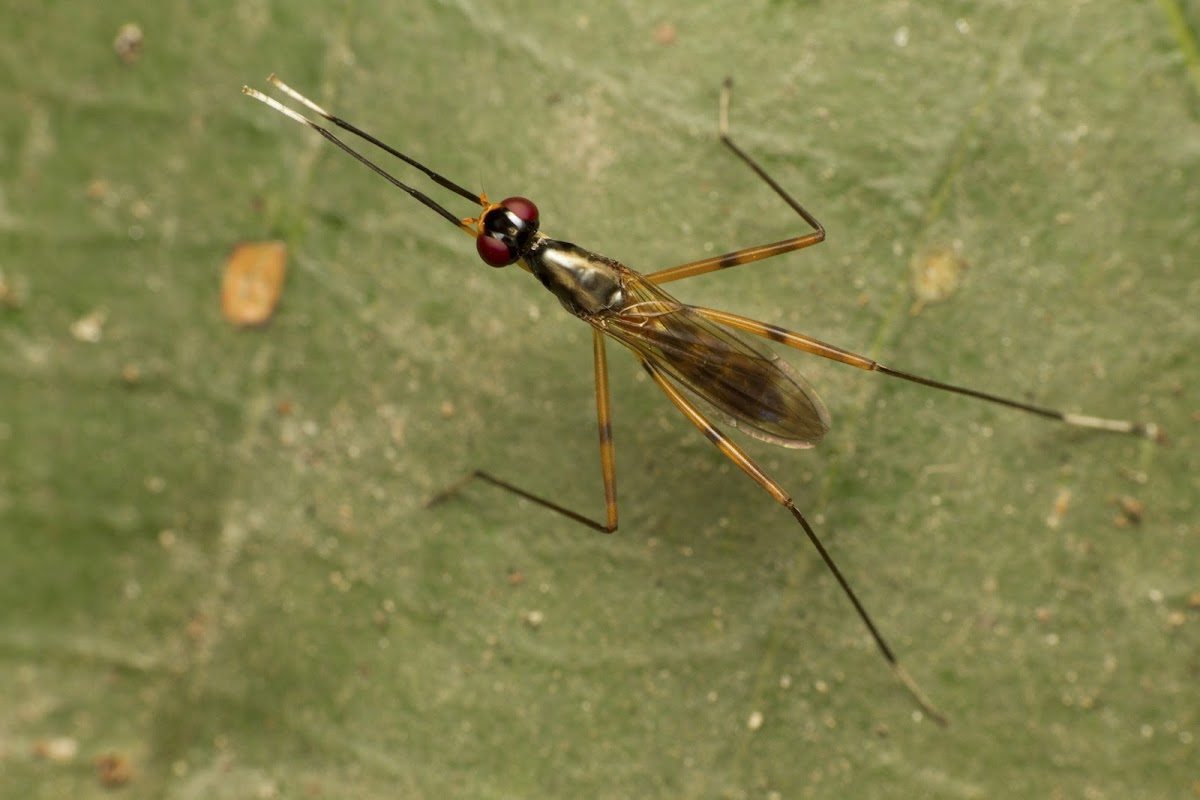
[[527, 239, 626, 318]]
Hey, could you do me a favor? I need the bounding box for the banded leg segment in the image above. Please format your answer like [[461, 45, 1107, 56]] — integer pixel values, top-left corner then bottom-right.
[[593, 330, 619, 531], [426, 331, 620, 533], [640, 360, 948, 724], [641, 360, 790, 504], [690, 306, 1159, 439], [647, 79, 825, 286], [260, 75, 483, 207]]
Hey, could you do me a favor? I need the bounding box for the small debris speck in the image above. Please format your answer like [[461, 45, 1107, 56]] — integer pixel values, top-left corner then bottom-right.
[[910, 245, 967, 315], [221, 241, 288, 326], [113, 23, 144, 64], [33, 737, 78, 763], [1045, 487, 1072, 529], [86, 178, 111, 201], [1113, 495, 1145, 526], [95, 753, 133, 787], [70, 309, 107, 343], [0, 270, 26, 309]]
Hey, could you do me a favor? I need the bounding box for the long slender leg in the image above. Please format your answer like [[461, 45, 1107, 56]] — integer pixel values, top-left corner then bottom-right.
[[592, 331, 619, 531], [426, 331, 620, 533], [640, 359, 948, 724], [263, 75, 483, 206], [645, 80, 1158, 439], [687, 306, 1159, 439], [244, 83, 475, 233], [647, 79, 825, 286]]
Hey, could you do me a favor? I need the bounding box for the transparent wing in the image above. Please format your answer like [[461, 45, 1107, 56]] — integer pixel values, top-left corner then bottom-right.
[[602, 271, 830, 448]]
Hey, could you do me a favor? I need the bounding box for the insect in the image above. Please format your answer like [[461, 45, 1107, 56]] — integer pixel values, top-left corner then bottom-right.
[[243, 75, 1158, 723]]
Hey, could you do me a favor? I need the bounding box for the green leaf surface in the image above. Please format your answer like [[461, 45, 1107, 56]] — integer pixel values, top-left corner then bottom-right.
[[3, 2, 1197, 798]]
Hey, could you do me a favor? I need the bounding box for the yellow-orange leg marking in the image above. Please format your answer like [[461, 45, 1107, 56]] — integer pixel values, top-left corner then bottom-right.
[[593, 330, 619, 532], [640, 359, 948, 724], [425, 332, 619, 534], [640, 360, 791, 504], [690, 306, 1159, 438], [648, 78, 825, 286], [647, 234, 825, 286], [692, 307, 878, 370]]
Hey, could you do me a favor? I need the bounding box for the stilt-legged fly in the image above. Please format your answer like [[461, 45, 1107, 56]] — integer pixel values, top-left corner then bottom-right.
[[243, 75, 1158, 723]]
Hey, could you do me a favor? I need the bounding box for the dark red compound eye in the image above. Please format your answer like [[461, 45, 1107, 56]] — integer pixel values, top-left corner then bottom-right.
[[500, 196, 538, 224], [476, 234, 515, 267]]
